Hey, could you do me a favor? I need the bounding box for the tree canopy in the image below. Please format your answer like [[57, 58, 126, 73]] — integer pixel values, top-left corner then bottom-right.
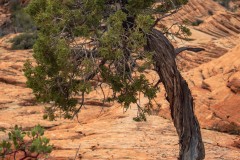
[[24, 0, 189, 120]]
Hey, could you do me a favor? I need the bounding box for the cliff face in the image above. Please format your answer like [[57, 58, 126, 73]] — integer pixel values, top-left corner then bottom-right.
[[184, 44, 240, 133], [160, 0, 240, 71], [0, 0, 240, 159], [155, 0, 240, 135]]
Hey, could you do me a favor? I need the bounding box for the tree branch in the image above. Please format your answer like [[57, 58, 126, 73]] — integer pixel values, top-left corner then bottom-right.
[[152, 9, 179, 28], [175, 47, 205, 55], [85, 59, 107, 81]]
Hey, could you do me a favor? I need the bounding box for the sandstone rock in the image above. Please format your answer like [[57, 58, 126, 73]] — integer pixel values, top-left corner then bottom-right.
[[227, 78, 240, 94], [201, 80, 212, 91], [0, 1, 240, 159]]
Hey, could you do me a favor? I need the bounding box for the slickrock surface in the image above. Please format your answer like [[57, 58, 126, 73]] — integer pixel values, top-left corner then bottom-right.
[[0, 35, 239, 159], [1, 0, 240, 159], [162, 0, 240, 71], [184, 44, 240, 133], [165, 0, 240, 38]]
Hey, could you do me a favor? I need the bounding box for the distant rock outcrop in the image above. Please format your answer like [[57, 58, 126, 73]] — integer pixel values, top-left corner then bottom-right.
[[228, 77, 240, 94], [156, 0, 240, 134]]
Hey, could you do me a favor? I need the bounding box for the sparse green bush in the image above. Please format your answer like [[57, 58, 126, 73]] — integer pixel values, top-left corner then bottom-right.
[[10, 0, 36, 33], [9, 0, 22, 11], [192, 19, 204, 26], [10, 33, 37, 50], [11, 10, 36, 33], [0, 125, 53, 159], [208, 10, 214, 15], [0, 0, 36, 36]]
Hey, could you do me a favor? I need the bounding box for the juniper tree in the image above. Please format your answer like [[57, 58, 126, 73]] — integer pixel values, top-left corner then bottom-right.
[[24, 0, 205, 159]]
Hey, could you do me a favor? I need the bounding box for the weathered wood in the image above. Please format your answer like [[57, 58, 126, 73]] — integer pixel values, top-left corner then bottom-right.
[[175, 47, 205, 55], [146, 29, 205, 160]]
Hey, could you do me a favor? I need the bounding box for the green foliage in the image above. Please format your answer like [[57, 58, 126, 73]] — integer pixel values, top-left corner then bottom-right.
[[133, 112, 147, 122], [24, 0, 189, 121], [179, 25, 192, 36], [0, 1, 36, 37], [192, 19, 204, 26], [10, 1, 36, 33], [0, 125, 52, 159], [154, 0, 188, 13], [0, 127, 6, 133], [10, 33, 37, 50], [11, 10, 36, 33], [9, 0, 22, 11]]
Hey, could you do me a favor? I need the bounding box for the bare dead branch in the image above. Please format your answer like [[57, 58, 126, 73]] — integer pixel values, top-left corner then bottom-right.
[[175, 47, 205, 55]]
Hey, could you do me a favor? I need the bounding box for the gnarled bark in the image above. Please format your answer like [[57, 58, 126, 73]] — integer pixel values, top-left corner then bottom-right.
[[146, 29, 205, 160]]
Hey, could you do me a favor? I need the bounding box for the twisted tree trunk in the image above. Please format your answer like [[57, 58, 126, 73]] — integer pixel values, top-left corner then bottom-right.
[[146, 29, 205, 160]]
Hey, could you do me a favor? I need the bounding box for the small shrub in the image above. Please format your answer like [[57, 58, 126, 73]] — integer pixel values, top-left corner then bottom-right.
[[11, 10, 36, 33], [9, 0, 22, 12], [208, 10, 214, 15], [0, 125, 53, 159], [0, 1, 36, 37], [180, 25, 192, 36], [11, 33, 37, 50], [192, 19, 204, 26]]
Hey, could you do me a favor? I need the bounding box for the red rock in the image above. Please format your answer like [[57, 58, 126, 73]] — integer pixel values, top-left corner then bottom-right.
[[228, 78, 240, 94], [1, 1, 240, 159]]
